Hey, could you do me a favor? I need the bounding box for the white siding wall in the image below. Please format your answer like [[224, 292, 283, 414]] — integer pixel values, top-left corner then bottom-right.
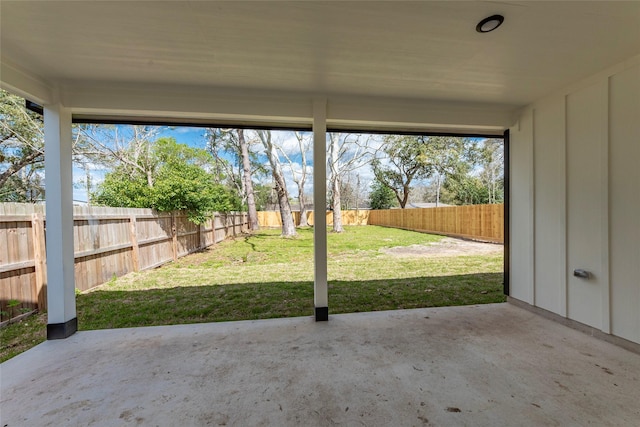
[[533, 96, 567, 316], [510, 56, 640, 343], [565, 83, 607, 330], [609, 66, 640, 342], [510, 109, 535, 304]]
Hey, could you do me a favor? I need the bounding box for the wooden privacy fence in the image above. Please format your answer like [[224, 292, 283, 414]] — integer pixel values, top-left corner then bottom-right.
[[368, 204, 504, 243], [258, 204, 503, 243], [0, 203, 247, 323], [257, 210, 371, 227]]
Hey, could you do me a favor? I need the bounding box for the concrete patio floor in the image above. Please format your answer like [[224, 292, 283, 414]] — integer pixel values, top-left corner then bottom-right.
[[1, 303, 639, 426]]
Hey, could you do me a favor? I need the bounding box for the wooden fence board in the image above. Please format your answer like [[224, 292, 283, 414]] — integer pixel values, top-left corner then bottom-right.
[[257, 210, 372, 228], [0, 260, 35, 273], [31, 214, 46, 309], [0, 204, 248, 322], [258, 205, 503, 243], [368, 204, 504, 243], [129, 216, 140, 272]]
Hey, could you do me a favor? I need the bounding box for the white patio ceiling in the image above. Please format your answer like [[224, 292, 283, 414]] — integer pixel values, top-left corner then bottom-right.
[[2, 1, 640, 133]]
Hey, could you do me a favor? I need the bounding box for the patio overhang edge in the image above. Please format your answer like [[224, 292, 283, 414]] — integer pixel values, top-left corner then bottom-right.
[[1, 60, 517, 135]]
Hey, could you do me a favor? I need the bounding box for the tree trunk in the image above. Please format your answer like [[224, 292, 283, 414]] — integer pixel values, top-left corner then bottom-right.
[[275, 177, 296, 236], [298, 183, 308, 227], [238, 129, 259, 230], [331, 177, 344, 232], [329, 134, 344, 232], [259, 131, 296, 237], [84, 163, 92, 206], [295, 131, 309, 227], [355, 175, 360, 213], [400, 184, 409, 208]]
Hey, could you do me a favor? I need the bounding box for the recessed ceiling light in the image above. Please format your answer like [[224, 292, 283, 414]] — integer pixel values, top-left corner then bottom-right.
[[476, 15, 504, 33]]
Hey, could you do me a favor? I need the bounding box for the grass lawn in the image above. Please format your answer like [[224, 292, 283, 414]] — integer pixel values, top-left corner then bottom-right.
[[0, 226, 504, 362]]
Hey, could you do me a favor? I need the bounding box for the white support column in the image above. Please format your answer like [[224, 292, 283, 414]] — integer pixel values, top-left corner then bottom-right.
[[44, 103, 77, 339], [313, 98, 328, 321]]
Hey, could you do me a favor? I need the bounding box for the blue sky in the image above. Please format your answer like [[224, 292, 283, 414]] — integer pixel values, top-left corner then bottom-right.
[[157, 127, 209, 149]]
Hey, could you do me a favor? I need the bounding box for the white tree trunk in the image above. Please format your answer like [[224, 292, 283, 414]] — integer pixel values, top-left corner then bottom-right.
[[331, 176, 343, 232], [298, 183, 309, 227], [329, 134, 344, 232], [259, 131, 296, 237], [238, 129, 259, 230]]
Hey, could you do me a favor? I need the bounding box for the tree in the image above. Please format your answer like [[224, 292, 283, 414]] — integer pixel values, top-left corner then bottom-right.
[[257, 130, 296, 237], [328, 133, 372, 232], [424, 136, 470, 206], [435, 138, 504, 205], [372, 135, 475, 208], [207, 128, 261, 230], [276, 131, 312, 227], [369, 178, 397, 209], [238, 130, 259, 230], [338, 178, 356, 210], [0, 90, 109, 202], [371, 135, 430, 208], [93, 137, 236, 223], [0, 90, 45, 200], [477, 138, 504, 204], [444, 175, 489, 205], [334, 172, 366, 210], [253, 182, 278, 211], [80, 125, 163, 188]]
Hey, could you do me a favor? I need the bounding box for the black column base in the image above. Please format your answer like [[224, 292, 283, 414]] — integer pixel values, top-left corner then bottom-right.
[[315, 307, 328, 321], [47, 317, 78, 340]]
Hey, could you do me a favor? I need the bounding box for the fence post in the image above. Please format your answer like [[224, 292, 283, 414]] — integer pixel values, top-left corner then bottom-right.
[[212, 213, 218, 244], [234, 213, 238, 235], [232, 213, 236, 237], [31, 213, 47, 311], [129, 215, 140, 271], [231, 212, 236, 237], [171, 212, 178, 261]]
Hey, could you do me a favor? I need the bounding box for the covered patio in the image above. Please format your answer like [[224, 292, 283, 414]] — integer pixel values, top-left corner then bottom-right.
[[1, 1, 639, 425], [3, 304, 640, 426]]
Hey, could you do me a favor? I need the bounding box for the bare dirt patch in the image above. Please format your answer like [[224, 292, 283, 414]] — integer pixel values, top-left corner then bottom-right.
[[381, 237, 503, 258]]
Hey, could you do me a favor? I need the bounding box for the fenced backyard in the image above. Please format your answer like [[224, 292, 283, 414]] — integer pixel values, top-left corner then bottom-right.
[[1, 203, 503, 325], [0, 203, 248, 323]]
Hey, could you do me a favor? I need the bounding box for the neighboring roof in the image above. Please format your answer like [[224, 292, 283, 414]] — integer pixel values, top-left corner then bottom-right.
[[1, 2, 639, 133]]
